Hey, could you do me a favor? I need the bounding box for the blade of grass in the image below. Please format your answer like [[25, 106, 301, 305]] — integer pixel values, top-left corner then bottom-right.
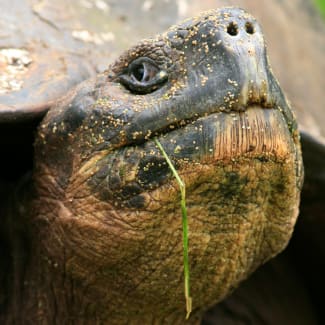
[[315, 0, 325, 19], [154, 137, 192, 319]]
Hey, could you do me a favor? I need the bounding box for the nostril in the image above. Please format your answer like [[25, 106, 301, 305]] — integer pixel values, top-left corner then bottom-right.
[[227, 22, 238, 36], [245, 22, 255, 34]]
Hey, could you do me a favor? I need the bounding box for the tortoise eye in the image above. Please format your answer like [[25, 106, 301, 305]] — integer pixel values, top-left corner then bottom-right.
[[118, 57, 168, 94]]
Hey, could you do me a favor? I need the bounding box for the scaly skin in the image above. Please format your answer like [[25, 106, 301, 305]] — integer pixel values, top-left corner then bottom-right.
[[3, 8, 303, 324]]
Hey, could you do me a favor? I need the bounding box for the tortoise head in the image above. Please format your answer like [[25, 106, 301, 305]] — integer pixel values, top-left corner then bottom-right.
[[33, 7, 303, 322]]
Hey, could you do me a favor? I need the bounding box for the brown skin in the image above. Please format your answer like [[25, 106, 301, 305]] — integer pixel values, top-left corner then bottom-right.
[[2, 8, 303, 324]]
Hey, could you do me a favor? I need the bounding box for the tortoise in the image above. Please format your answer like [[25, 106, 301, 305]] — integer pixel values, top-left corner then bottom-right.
[[0, 1, 324, 324]]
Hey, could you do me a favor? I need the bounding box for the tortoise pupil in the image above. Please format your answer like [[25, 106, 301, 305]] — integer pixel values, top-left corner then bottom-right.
[[133, 64, 145, 82]]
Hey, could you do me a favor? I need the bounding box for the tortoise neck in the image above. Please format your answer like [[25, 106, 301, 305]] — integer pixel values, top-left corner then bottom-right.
[[7, 195, 201, 324], [20, 252, 201, 324]]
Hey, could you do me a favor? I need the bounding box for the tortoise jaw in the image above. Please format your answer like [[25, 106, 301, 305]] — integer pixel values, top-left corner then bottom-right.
[[144, 104, 298, 174], [97, 90, 295, 156], [83, 103, 300, 211]]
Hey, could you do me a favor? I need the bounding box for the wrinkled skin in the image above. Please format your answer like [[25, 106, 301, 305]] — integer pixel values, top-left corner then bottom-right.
[[0, 8, 304, 324]]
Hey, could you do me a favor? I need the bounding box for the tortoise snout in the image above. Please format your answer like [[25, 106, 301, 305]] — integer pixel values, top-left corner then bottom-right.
[[218, 8, 273, 108], [219, 7, 263, 40], [224, 16, 258, 38], [217, 8, 266, 62]]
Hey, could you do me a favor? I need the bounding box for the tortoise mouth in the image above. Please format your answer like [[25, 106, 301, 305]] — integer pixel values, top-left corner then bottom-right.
[[104, 89, 297, 156], [146, 104, 294, 163], [91, 104, 298, 209]]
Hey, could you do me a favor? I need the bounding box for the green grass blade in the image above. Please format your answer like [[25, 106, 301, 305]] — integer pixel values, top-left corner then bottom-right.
[[154, 137, 192, 319], [315, 0, 325, 19]]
